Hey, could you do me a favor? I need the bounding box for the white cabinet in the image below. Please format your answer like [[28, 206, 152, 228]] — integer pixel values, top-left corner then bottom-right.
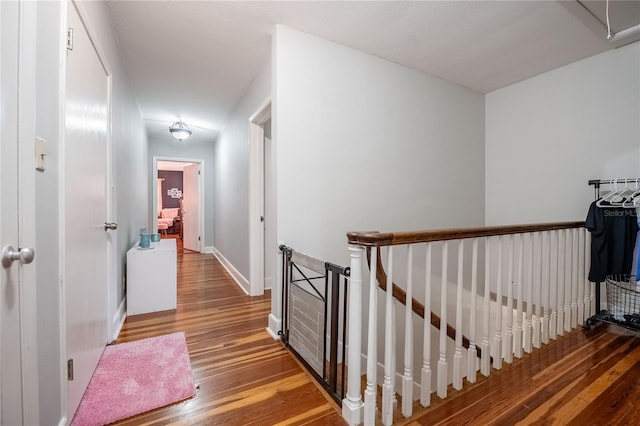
[[126, 238, 177, 315]]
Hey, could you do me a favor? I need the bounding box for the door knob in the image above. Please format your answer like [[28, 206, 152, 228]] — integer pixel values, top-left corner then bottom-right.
[[2, 245, 35, 268], [104, 222, 118, 231]]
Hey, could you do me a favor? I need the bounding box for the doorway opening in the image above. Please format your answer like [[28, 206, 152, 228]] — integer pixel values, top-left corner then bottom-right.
[[152, 157, 205, 254], [248, 98, 279, 337]]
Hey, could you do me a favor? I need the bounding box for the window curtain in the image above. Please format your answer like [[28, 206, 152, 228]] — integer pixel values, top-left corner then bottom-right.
[[157, 178, 164, 215]]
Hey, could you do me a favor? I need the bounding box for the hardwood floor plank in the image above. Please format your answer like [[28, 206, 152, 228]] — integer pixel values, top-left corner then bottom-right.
[[568, 358, 640, 426], [270, 403, 334, 426], [554, 340, 640, 424], [406, 324, 640, 426], [497, 336, 636, 424]]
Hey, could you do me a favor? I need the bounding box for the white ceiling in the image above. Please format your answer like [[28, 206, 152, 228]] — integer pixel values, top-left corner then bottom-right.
[[105, 0, 639, 144]]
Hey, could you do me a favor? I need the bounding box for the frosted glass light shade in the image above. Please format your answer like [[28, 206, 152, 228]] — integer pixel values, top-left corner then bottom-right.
[[169, 121, 192, 141]]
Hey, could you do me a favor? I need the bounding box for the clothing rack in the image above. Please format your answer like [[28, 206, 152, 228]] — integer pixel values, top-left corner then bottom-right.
[[588, 178, 640, 200], [584, 178, 640, 332], [588, 178, 639, 186]]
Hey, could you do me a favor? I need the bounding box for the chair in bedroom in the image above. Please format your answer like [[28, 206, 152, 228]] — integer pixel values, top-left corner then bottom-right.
[[158, 223, 168, 235], [158, 207, 180, 233]]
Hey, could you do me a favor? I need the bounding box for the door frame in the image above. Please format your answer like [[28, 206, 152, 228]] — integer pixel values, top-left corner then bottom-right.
[[59, 0, 114, 421], [248, 98, 272, 298], [152, 156, 205, 253]]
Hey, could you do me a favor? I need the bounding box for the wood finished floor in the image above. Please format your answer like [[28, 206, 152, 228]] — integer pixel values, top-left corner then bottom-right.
[[113, 242, 640, 425], [114, 246, 345, 425], [396, 323, 640, 426]]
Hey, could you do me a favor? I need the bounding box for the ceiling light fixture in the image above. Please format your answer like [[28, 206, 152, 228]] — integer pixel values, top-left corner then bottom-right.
[[169, 120, 192, 141]]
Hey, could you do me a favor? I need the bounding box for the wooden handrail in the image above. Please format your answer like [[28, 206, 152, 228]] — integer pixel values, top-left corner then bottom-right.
[[349, 221, 585, 247], [365, 248, 484, 359]]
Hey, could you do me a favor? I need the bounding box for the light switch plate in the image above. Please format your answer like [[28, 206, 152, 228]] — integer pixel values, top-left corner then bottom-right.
[[36, 137, 46, 171]]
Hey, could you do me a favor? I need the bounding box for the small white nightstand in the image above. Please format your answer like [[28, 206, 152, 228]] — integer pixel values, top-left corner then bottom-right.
[[126, 238, 177, 315]]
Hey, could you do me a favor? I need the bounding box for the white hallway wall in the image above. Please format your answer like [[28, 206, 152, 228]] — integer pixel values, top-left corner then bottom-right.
[[486, 41, 640, 225], [33, 1, 148, 423], [271, 25, 485, 391], [214, 60, 271, 284], [273, 25, 486, 267], [148, 137, 215, 249]]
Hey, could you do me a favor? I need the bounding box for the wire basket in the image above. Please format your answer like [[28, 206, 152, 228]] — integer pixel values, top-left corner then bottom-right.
[[605, 274, 640, 326]]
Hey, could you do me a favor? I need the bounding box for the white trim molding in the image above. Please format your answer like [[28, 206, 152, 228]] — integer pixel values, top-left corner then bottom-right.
[[152, 156, 206, 252], [203, 246, 214, 254], [213, 247, 249, 295], [248, 97, 271, 297], [266, 314, 282, 340], [110, 299, 126, 343]]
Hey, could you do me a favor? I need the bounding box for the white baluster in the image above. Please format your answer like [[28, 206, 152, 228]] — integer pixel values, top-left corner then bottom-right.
[[421, 243, 432, 406], [402, 245, 414, 417], [382, 247, 394, 426], [514, 234, 524, 359], [504, 235, 514, 364], [364, 247, 378, 426], [549, 231, 557, 340], [564, 230, 572, 332], [542, 232, 550, 344], [557, 229, 565, 336], [343, 245, 364, 425], [577, 228, 585, 325], [494, 236, 503, 369], [437, 241, 449, 398], [391, 302, 397, 411], [571, 228, 579, 328], [533, 233, 542, 349], [524, 233, 533, 354], [453, 240, 464, 389], [481, 238, 491, 376], [467, 239, 479, 383]]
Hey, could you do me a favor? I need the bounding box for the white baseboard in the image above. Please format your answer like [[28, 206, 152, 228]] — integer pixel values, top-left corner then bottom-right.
[[213, 247, 250, 295], [203, 246, 214, 254], [267, 313, 282, 340], [111, 299, 127, 343], [58, 416, 68, 426], [264, 276, 273, 290]]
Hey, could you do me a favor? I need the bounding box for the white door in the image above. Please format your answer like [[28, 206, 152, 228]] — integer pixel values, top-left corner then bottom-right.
[[65, 2, 110, 418], [182, 164, 201, 252], [1, 1, 38, 424], [1, 3, 24, 424]]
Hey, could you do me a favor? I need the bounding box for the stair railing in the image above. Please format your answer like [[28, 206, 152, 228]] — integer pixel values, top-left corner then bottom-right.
[[342, 221, 589, 425]]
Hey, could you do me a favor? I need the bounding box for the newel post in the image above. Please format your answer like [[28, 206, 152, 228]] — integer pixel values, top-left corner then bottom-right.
[[343, 245, 364, 425]]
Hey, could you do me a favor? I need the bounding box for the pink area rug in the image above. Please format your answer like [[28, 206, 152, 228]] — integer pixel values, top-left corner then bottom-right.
[[71, 332, 195, 426]]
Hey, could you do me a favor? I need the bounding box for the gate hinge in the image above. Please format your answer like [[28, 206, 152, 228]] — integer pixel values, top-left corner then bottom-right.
[[67, 359, 74, 381], [66, 28, 74, 51], [198, 236, 201, 241]]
